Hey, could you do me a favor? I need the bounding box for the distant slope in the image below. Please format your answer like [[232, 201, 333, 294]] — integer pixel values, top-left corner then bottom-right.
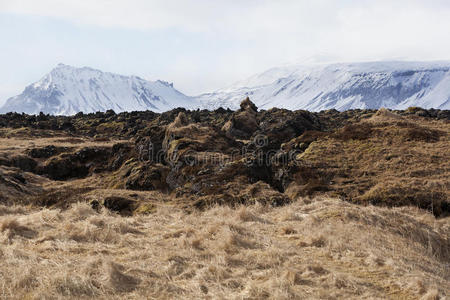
[[199, 61, 450, 111], [0, 64, 198, 115]]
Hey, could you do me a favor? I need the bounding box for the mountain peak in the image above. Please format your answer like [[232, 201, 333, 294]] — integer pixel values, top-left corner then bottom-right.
[[50, 63, 102, 75], [57, 62, 70, 68], [1, 65, 199, 115], [52, 63, 79, 72]]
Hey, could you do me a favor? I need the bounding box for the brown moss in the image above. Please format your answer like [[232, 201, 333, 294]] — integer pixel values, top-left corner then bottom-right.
[[356, 184, 448, 217], [332, 123, 374, 141], [403, 126, 444, 142], [28, 187, 94, 209]]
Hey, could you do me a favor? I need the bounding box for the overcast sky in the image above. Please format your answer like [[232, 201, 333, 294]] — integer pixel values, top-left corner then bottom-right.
[[1, 0, 450, 105]]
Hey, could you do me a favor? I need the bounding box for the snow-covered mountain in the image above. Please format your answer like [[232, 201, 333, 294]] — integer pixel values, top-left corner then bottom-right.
[[199, 61, 450, 111], [2, 61, 450, 115], [0, 64, 198, 115]]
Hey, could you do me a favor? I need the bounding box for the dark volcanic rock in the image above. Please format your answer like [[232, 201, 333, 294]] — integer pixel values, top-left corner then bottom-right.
[[39, 157, 89, 180], [10, 155, 37, 172], [28, 145, 68, 158], [103, 196, 136, 215], [36, 147, 114, 180]]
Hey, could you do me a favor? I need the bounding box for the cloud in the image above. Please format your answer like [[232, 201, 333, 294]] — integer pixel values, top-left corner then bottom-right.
[[3, 0, 447, 36], [1, 0, 271, 32], [1, 0, 450, 96], [3, 0, 450, 54]]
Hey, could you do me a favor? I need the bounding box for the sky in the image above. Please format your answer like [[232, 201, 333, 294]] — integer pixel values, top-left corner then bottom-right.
[[1, 0, 450, 105]]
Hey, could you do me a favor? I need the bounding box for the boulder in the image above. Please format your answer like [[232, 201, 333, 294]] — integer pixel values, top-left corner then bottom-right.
[[222, 97, 259, 139], [103, 196, 136, 215], [240, 97, 258, 112]]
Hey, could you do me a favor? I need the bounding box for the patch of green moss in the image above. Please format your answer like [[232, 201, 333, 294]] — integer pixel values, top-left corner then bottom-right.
[[96, 121, 125, 133], [135, 203, 157, 214]]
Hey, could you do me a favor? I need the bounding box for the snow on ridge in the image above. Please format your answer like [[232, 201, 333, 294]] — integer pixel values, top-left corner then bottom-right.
[[1, 64, 199, 115], [200, 61, 450, 111], [2, 61, 450, 115]]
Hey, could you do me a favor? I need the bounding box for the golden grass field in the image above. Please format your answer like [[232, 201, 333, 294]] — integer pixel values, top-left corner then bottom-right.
[[1, 197, 448, 299]]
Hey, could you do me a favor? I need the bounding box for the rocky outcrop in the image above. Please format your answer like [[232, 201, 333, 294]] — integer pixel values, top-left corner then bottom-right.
[[27, 145, 69, 159], [1, 99, 448, 215], [222, 97, 259, 139]]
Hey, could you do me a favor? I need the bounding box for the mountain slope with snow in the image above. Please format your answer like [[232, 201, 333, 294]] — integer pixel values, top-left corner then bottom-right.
[[2, 61, 450, 115], [199, 61, 450, 111], [0, 64, 198, 115]]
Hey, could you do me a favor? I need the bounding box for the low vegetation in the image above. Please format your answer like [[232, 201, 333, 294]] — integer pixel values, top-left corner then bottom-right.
[[1, 198, 448, 299]]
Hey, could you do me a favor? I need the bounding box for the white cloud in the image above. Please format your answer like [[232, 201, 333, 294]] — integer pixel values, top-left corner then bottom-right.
[[4, 0, 449, 39]]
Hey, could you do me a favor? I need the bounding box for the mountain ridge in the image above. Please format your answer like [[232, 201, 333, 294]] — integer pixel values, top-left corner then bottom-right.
[[199, 60, 450, 111], [2, 61, 450, 115], [0, 63, 198, 115]]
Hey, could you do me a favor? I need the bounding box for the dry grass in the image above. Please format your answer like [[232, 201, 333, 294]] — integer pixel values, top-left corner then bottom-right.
[[0, 136, 125, 155], [0, 197, 448, 299], [297, 112, 450, 215]]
